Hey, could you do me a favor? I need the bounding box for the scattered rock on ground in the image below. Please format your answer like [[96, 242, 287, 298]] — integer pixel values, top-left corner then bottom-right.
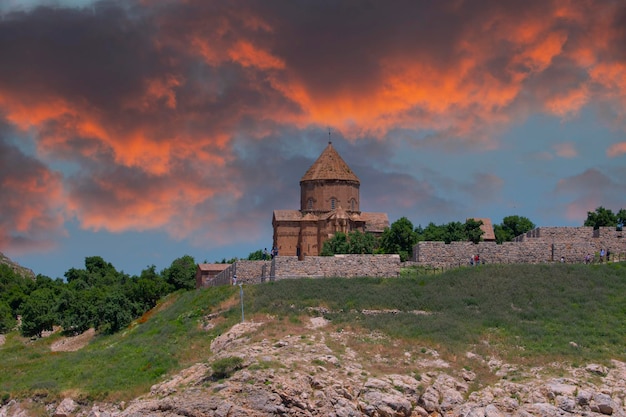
[[2, 317, 626, 417]]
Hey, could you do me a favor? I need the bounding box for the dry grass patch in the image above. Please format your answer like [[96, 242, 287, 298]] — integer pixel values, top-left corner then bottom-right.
[[245, 314, 312, 343], [50, 328, 96, 352]]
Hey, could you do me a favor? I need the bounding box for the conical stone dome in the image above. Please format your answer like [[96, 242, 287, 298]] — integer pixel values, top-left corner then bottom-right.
[[300, 142, 360, 213], [300, 142, 360, 183]]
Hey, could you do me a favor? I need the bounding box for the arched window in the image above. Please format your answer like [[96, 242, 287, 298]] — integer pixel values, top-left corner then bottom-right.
[[350, 199, 356, 211], [307, 198, 313, 210], [331, 198, 336, 210]]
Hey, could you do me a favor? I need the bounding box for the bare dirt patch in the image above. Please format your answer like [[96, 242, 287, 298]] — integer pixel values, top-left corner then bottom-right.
[[50, 328, 96, 352], [306, 316, 330, 329]]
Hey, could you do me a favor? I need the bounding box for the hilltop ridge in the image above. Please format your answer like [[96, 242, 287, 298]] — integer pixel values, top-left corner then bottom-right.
[[0, 251, 35, 280]]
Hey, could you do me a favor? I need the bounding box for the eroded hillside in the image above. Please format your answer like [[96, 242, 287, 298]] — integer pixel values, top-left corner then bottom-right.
[[2, 313, 625, 417]]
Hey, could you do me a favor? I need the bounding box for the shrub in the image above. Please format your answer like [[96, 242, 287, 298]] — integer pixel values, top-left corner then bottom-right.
[[210, 356, 244, 380]]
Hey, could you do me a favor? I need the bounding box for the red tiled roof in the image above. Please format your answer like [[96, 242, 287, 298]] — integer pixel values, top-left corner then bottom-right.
[[360, 212, 390, 233], [197, 263, 231, 272], [273, 210, 303, 221]]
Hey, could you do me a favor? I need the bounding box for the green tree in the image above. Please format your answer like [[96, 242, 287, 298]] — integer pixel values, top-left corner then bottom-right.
[[419, 222, 447, 242], [0, 301, 15, 333], [55, 287, 96, 335], [320, 231, 378, 255], [162, 255, 197, 290], [380, 217, 418, 261], [246, 250, 264, 260], [125, 265, 171, 312], [347, 231, 377, 254], [584, 206, 618, 230], [444, 221, 466, 243], [464, 219, 484, 244], [98, 291, 135, 334], [617, 209, 626, 231], [0, 264, 31, 315], [320, 232, 350, 256], [217, 257, 239, 264], [20, 287, 57, 337], [85, 256, 115, 276], [416, 220, 484, 244], [64, 267, 88, 283], [65, 256, 124, 288], [494, 215, 535, 243]]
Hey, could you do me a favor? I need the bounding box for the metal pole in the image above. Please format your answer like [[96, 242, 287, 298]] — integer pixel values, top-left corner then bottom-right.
[[239, 283, 244, 323]]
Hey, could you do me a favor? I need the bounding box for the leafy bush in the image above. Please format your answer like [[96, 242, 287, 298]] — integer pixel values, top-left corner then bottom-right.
[[210, 356, 244, 379], [321, 231, 378, 256], [162, 255, 197, 291], [0, 301, 15, 333]]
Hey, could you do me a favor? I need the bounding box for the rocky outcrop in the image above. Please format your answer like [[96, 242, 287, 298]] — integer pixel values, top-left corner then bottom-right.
[[2, 318, 625, 417], [0, 251, 35, 280]]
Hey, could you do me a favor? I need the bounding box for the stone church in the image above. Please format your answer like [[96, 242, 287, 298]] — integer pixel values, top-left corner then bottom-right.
[[272, 142, 389, 257]]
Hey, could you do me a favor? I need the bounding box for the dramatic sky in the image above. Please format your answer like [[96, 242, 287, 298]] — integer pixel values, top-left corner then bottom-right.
[[1, 0, 626, 279]]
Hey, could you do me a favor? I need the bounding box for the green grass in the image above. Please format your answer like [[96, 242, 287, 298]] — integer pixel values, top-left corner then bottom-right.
[[1, 263, 625, 401], [0, 286, 237, 401], [245, 263, 626, 362]]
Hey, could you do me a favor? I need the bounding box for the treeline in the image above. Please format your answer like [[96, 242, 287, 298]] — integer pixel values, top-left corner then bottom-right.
[[0, 255, 198, 337], [583, 206, 626, 230], [321, 215, 536, 261]]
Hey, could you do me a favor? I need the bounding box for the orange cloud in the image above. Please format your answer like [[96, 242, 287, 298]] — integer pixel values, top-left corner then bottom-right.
[[565, 199, 599, 222], [590, 62, 626, 101], [511, 31, 568, 73], [553, 142, 578, 158], [607, 142, 626, 158], [0, 95, 72, 130], [228, 41, 285, 70], [0, 139, 66, 253]]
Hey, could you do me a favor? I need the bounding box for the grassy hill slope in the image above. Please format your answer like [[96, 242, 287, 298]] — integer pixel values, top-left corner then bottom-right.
[[1, 262, 625, 402]]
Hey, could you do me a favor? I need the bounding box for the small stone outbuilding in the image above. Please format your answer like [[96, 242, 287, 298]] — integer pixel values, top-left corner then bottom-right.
[[195, 263, 230, 289]]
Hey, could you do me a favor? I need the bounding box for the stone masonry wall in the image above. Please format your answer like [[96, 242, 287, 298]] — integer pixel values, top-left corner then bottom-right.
[[414, 226, 626, 267], [210, 261, 272, 286], [272, 254, 402, 280], [514, 226, 595, 242], [204, 255, 402, 287]]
